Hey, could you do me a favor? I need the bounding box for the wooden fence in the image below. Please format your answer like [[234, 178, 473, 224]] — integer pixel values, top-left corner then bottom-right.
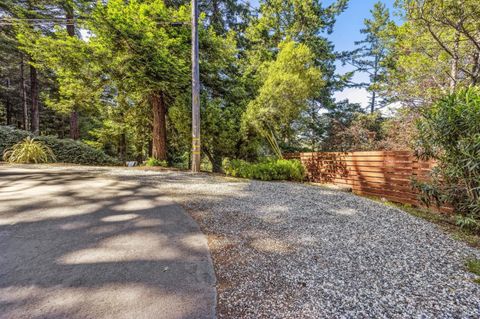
[[285, 151, 441, 209]]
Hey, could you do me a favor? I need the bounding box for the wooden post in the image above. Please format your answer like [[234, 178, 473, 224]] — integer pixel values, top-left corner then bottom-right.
[[191, 0, 201, 172], [66, 8, 80, 140]]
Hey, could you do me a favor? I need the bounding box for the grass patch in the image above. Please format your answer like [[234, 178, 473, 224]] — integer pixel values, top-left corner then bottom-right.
[[466, 259, 480, 284], [366, 196, 480, 248]]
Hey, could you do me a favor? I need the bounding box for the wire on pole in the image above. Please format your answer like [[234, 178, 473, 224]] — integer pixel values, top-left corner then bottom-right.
[[0, 18, 190, 26]]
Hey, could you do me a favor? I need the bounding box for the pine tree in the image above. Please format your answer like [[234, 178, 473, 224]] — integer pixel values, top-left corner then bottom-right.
[[243, 0, 348, 151], [351, 1, 390, 113]]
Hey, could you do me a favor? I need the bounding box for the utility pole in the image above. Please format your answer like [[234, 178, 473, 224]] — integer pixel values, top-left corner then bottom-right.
[[191, 0, 201, 172]]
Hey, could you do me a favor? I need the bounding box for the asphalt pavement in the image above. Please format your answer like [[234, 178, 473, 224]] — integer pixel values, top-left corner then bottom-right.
[[0, 166, 216, 319]]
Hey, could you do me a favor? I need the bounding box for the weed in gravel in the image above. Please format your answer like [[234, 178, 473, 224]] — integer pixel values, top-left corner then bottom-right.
[[466, 259, 480, 284]]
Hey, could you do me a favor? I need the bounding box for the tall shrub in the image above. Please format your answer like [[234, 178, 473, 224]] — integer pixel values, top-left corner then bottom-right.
[[415, 87, 480, 219]]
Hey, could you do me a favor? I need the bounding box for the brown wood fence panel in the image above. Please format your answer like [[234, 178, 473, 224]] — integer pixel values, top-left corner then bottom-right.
[[285, 151, 448, 211]]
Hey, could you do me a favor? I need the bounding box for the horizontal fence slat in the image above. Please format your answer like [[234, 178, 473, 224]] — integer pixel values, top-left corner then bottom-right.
[[286, 151, 447, 212], [298, 158, 433, 168], [295, 151, 413, 156]]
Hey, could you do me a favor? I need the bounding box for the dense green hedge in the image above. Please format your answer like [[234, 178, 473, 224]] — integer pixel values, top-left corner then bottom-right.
[[415, 87, 480, 220], [0, 126, 120, 165], [223, 158, 305, 181]]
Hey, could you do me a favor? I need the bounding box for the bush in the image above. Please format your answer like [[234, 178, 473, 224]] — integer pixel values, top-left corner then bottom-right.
[[145, 157, 168, 167], [3, 137, 56, 164], [0, 126, 120, 165], [223, 158, 305, 181], [414, 87, 480, 219]]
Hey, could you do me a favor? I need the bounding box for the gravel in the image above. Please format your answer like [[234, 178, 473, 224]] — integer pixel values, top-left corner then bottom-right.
[[18, 165, 480, 318]]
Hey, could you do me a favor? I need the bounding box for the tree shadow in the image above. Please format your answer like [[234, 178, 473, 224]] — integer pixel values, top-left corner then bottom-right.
[[113, 168, 478, 318], [302, 152, 349, 183], [0, 169, 216, 319], [1, 166, 478, 318]]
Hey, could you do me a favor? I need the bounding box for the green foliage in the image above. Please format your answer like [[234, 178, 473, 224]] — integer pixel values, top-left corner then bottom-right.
[[167, 27, 251, 171], [243, 41, 323, 156], [0, 126, 119, 165], [0, 0, 352, 168], [145, 157, 167, 167], [18, 28, 103, 116], [243, 0, 348, 153], [385, 0, 480, 105], [466, 259, 480, 284], [456, 215, 479, 232], [3, 136, 55, 164], [223, 158, 305, 181], [414, 87, 480, 218], [90, 0, 190, 95], [326, 112, 384, 151]]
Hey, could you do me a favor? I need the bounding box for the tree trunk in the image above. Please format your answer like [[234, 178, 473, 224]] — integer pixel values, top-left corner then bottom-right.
[[66, 10, 75, 37], [5, 78, 11, 125], [203, 146, 222, 173], [148, 139, 153, 158], [471, 52, 480, 85], [450, 30, 460, 93], [20, 57, 29, 130], [371, 55, 379, 113], [69, 110, 80, 139], [59, 117, 66, 139], [151, 92, 167, 160], [30, 64, 39, 135], [118, 132, 126, 161], [370, 91, 376, 114]]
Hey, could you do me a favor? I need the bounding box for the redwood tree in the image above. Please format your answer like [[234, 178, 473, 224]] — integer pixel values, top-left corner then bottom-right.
[[90, 0, 190, 160]]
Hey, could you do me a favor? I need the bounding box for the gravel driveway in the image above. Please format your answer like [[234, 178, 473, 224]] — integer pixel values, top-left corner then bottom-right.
[[9, 165, 480, 318]]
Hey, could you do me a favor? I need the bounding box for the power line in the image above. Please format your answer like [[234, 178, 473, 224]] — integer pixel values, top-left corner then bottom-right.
[[0, 18, 81, 26], [0, 18, 190, 26]]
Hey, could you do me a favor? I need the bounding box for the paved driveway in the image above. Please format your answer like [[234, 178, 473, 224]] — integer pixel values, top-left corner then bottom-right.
[[0, 167, 216, 319]]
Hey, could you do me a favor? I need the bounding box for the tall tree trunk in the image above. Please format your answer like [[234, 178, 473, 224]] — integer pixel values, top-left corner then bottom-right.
[[118, 132, 126, 161], [151, 92, 167, 160], [30, 64, 39, 135], [371, 55, 379, 113], [370, 91, 376, 114], [69, 110, 80, 139], [66, 8, 80, 140], [450, 30, 460, 93], [203, 146, 222, 173], [5, 77, 12, 125], [59, 117, 66, 139], [20, 57, 28, 131], [148, 139, 153, 158], [472, 52, 480, 85]]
